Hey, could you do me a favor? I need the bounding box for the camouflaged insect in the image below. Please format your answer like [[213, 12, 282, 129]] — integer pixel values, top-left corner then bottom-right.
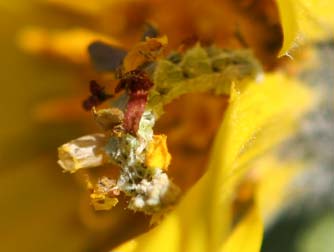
[[58, 37, 263, 215]]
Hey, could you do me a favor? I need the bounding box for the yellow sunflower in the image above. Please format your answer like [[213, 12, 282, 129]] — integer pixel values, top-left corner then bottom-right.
[[4, 0, 333, 251]]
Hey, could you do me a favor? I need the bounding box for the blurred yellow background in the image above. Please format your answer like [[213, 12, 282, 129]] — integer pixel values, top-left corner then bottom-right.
[[0, 2, 111, 251]]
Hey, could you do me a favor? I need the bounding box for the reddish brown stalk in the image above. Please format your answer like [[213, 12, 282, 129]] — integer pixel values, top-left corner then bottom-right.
[[115, 69, 154, 135]]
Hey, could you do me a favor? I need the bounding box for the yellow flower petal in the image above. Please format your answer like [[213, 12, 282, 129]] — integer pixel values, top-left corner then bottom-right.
[[219, 205, 263, 252], [113, 73, 313, 252], [276, 0, 299, 57], [208, 73, 313, 249], [254, 156, 303, 222], [276, 0, 334, 57], [145, 134, 171, 171], [113, 214, 181, 252], [295, 0, 334, 41], [114, 240, 138, 252]]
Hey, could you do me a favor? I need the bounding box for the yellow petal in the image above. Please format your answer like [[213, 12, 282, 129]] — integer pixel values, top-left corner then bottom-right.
[[296, 0, 334, 41], [208, 73, 313, 249], [254, 156, 303, 222], [145, 134, 171, 171], [113, 240, 138, 252], [112, 214, 181, 252], [276, 0, 299, 57], [219, 205, 263, 252], [276, 0, 334, 57], [113, 73, 313, 252]]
